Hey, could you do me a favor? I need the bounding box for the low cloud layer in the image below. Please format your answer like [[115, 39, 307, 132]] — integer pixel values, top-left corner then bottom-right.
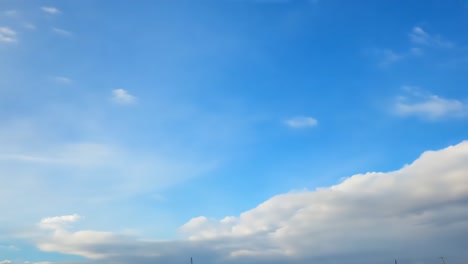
[[31, 141, 468, 264]]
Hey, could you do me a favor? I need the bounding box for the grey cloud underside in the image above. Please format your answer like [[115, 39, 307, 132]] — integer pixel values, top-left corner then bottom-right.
[[32, 141, 468, 264]]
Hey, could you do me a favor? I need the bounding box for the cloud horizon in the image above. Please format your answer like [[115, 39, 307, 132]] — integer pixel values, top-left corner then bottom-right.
[[23, 141, 468, 264]]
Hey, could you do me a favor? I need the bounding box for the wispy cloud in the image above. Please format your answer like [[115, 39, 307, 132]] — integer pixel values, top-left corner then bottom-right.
[[409, 26, 454, 48], [2, 10, 18, 17], [0, 27, 17, 43], [50, 76, 72, 85], [41, 7, 61, 15], [375, 46, 423, 66], [377, 49, 404, 66], [393, 86, 467, 120], [24, 23, 36, 30], [111, 89, 137, 105], [0, 245, 19, 251], [374, 26, 450, 66], [285, 116, 318, 128], [52, 27, 72, 37]]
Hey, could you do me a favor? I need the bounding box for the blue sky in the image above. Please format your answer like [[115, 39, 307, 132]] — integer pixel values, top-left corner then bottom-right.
[[1, 1, 468, 264]]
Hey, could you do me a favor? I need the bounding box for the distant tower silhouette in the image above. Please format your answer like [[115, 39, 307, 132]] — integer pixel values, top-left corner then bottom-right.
[[440, 257, 446, 264]]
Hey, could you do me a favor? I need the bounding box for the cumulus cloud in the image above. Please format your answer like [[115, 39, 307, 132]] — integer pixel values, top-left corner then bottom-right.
[[31, 141, 468, 264], [393, 87, 467, 120], [409, 26, 454, 48], [41, 7, 61, 15], [111, 89, 137, 105], [284, 116, 317, 128], [0, 27, 17, 43]]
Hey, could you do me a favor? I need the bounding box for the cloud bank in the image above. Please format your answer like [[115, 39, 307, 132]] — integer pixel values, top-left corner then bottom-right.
[[31, 141, 468, 264]]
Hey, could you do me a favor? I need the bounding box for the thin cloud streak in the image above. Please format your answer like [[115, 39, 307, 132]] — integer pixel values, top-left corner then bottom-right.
[[0, 27, 17, 43], [285, 116, 318, 128], [41, 7, 61, 15], [50, 76, 73, 84], [52, 27, 72, 37], [393, 87, 467, 120], [409, 26, 454, 48]]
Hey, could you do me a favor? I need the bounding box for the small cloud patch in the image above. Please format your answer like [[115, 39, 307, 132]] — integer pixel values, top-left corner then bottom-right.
[[41, 7, 61, 15], [0, 27, 17, 43], [409, 26, 453, 48], [52, 27, 72, 37], [50, 76, 72, 85], [111, 89, 137, 105], [285, 116, 318, 128]]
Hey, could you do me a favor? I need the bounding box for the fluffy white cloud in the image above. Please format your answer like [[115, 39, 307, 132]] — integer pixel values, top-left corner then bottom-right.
[[41, 7, 61, 15], [111, 89, 137, 105], [284, 116, 317, 128], [30, 141, 468, 264], [409, 27, 453, 48], [393, 87, 467, 119], [0, 260, 12, 264], [0, 27, 17, 43]]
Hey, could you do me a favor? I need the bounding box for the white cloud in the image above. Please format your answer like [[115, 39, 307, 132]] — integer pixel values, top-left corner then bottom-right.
[[0, 27, 17, 43], [409, 26, 454, 48], [111, 89, 137, 105], [41, 7, 61, 15], [28, 141, 468, 264], [284, 116, 317, 128], [393, 87, 467, 120], [52, 28, 72, 37], [39, 214, 80, 230], [0, 261, 12, 264]]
